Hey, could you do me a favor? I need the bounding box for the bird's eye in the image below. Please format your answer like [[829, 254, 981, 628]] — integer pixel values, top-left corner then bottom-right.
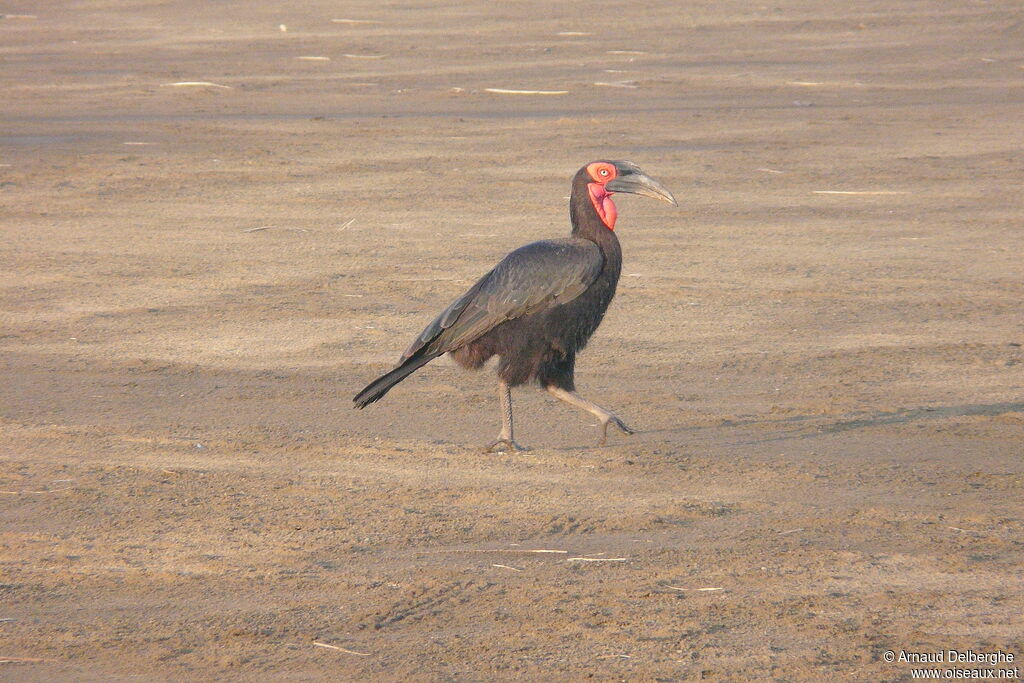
[[586, 162, 616, 182]]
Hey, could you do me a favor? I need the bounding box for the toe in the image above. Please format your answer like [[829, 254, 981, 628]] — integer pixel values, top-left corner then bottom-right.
[[485, 439, 528, 453]]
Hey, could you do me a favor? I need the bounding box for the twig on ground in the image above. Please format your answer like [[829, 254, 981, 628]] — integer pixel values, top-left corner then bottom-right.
[[313, 641, 371, 656]]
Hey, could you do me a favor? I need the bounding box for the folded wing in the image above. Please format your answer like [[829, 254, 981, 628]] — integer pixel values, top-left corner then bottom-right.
[[400, 238, 604, 361]]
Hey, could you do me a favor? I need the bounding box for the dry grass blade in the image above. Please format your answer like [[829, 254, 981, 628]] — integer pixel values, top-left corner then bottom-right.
[[297, 56, 330, 61], [161, 81, 232, 89], [491, 564, 523, 571], [343, 54, 386, 59], [666, 586, 724, 592], [593, 81, 638, 89], [313, 641, 370, 656], [566, 557, 628, 562], [519, 549, 567, 554], [0, 486, 73, 495], [0, 657, 45, 663], [423, 548, 568, 554], [242, 226, 308, 233], [596, 654, 632, 659], [811, 189, 909, 194], [485, 88, 568, 95]]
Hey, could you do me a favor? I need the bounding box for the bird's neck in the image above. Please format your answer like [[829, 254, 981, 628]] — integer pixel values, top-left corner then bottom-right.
[[569, 176, 621, 255]]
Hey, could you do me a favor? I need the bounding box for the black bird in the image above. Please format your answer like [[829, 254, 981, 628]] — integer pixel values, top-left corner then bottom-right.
[[353, 160, 676, 450]]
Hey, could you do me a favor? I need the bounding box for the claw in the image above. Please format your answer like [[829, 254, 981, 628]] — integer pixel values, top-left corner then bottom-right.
[[485, 438, 528, 453], [614, 417, 636, 435], [598, 415, 635, 446]]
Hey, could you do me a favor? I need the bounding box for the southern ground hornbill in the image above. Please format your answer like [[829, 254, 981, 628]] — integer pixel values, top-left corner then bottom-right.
[[353, 160, 676, 451]]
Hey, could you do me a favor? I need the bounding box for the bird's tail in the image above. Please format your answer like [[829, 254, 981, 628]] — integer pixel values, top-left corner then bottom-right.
[[353, 352, 438, 409]]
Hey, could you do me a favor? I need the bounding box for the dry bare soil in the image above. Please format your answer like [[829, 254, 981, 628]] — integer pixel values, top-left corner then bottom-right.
[[2, 1, 1022, 680]]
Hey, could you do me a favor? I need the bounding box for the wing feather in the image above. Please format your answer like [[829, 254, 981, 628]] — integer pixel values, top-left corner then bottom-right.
[[400, 238, 603, 361]]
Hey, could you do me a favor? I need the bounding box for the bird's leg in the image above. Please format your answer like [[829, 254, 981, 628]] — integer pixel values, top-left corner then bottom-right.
[[485, 380, 527, 453], [546, 386, 635, 446]]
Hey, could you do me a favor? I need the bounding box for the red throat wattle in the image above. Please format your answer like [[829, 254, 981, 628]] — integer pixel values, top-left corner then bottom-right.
[[588, 182, 618, 230]]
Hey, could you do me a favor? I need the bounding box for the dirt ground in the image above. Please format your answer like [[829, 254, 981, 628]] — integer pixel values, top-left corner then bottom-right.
[[2, 1, 1023, 680]]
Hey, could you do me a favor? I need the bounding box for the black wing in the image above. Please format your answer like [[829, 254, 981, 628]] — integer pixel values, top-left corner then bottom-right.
[[400, 238, 604, 361]]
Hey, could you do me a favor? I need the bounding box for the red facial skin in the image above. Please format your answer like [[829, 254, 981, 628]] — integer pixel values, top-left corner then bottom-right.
[[585, 162, 619, 230]]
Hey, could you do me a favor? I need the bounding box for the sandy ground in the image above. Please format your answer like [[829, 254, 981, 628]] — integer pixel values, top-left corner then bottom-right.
[[2, 1, 1023, 680]]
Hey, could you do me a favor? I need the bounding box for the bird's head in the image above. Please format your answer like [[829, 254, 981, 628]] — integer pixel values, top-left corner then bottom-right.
[[580, 160, 677, 230]]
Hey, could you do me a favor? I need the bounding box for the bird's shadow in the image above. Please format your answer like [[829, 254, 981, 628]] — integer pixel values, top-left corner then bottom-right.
[[650, 401, 1024, 447], [813, 401, 1022, 435]]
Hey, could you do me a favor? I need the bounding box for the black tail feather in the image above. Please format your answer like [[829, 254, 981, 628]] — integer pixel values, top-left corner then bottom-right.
[[353, 353, 438, 408]]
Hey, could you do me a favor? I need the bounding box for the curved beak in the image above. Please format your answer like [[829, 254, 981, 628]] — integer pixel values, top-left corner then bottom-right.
[[606, 171, 677, 206]]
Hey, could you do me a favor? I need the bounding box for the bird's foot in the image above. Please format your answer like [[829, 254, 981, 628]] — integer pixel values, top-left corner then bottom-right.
[[598, 415, 636, 446], [485, 438, 528, 453]]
